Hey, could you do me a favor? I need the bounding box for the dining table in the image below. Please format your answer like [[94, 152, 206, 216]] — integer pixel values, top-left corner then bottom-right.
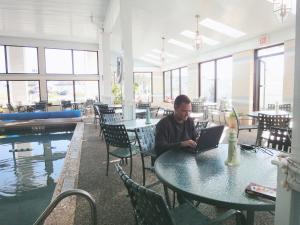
[[155, 144, 278, 225], [107, 118, 160, 132], [248, 110, 292, 118]]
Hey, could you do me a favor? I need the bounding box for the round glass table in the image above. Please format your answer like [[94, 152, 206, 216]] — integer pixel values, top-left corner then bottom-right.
[[155, 144, 278, 225]]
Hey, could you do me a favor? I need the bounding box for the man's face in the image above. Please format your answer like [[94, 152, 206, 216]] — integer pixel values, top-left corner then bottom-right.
[[174, 103, 192, 122]]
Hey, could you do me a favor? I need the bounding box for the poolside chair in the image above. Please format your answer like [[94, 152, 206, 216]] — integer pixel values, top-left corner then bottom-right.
[[135, 125, 157, 186], [101, 113, 123, 124], [256, 113, 291, 146], [267, 126, 292, 153], [232, 107, 258, 138], [61, 100, 72, 110], [93, 104, 101, 127], [102, 124, 139, 177], [115, 164, 245, 225]]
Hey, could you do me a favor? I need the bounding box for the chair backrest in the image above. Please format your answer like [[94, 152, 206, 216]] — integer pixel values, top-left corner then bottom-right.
[[98, 104, 108, 110], [191, 101, 203, 112], [102, 113, 123, 124], [195, 121, 209, 136], [99, 108, 115, 123], [35, 102, 47, 111], [61, 100, 72, 108], [115, 164, 175, 225], [256, 113, 290, 146], [267, 126, 292, 152], [102, 124, 131, 148], [279, 104, 292, 112], [267, 104, 275, 110], [137, 103, 151, 109], [163, 109, 174, 116], [135, 125, 156, 154]]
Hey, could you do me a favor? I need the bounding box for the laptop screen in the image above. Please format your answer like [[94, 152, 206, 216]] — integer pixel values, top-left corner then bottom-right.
[[195, 125, 224, 152]]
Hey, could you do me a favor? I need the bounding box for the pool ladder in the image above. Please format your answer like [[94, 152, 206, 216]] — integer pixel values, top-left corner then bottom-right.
[[33, 189, 97, 225]]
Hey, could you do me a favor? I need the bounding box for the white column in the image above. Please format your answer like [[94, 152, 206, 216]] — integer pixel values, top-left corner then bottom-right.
[[120, 0, 135, 120], [99, 31, 112, 104], [275, 2, 300, 225], [38, 47, 47, 101]]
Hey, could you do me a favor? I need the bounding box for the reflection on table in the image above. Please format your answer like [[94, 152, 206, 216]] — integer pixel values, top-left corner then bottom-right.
[[155, 144, 278, 225]]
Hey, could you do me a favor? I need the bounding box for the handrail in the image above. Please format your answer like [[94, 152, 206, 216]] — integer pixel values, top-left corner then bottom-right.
[[33, 189, 97, 225]]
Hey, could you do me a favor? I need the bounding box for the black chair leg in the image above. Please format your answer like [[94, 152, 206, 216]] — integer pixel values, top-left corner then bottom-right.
[[106, 145, 109, 176], [129, 154, 133, 178], [141, 155, 146, 186]]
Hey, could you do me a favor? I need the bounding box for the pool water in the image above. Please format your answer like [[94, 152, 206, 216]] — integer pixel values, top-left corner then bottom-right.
[[0, 130, 73, 225]]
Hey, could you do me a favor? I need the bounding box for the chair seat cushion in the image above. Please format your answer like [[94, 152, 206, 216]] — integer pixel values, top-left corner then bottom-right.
[[110, 145, 139, 158], [170, 203, 211, 225]]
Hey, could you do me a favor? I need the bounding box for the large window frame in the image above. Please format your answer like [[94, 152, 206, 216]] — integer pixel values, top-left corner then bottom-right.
[[0, 80, 41, 105], [0, 45, 39, 74], [254, 44, 284, 111], [45, 48, 99, 75], [46, 80, 100, 105], [163, 66, 188, 102], [198, 56, 232, 102], [133, 72, 153, 103]]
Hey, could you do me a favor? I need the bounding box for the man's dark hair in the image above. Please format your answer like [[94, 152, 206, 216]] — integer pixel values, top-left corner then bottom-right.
[[174, 95, 191, 107]]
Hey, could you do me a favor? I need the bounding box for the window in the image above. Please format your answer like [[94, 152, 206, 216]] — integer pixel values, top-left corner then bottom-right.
[[164, 71, 171, 101], [216, 57, 232, 101], [74, 81, 99, 102], [172, 69, 180, 99], [180, 67, 189, 95], [47, 81, 74, 104], [6, 46, 38, 73], [255, 45, 284, 110], [134, 72, 152, 102], [45, 49, 72, 74], [0, 81, 8, 106], [8, 81, 40, 105], [0, 46, 5, 73], [73, 51, 98, 74], [200, 61, 215, 102], [45, 48, 98, 75]]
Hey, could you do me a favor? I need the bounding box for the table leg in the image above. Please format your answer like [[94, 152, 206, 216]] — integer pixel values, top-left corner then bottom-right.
[[163, 184, 171, 208], [246, 210, 255, 225]]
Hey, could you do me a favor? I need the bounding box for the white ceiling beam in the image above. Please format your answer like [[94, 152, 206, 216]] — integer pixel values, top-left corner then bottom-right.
[[103, 0, 120, 33]]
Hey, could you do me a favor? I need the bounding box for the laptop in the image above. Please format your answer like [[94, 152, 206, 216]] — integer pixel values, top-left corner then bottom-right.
[[186, 125, 224, 153]]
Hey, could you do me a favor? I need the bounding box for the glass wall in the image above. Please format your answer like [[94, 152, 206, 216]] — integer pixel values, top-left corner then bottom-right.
[[73, 51, 98, 74], [180, 67, 189, 95], [172, 69, 180, 99], [74, 81, 99, 102], [200, 56, 232, 102], [45, 48, 98, 75], [134, 72, 152, 102], [216, 57, 232, 101], [164, 71, 171, 101], [200, 61, 215, 102], [8, 81, 40, 105], [0, 81, 8, 106], [255, 45, 284, 110], [47, 81, 74, 104]]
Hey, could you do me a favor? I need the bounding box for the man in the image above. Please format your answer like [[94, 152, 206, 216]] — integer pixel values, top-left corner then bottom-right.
[[155, 95, 197, 156]]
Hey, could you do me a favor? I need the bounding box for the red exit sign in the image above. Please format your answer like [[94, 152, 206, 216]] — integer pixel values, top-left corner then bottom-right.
[[259, 34, 270, 46]]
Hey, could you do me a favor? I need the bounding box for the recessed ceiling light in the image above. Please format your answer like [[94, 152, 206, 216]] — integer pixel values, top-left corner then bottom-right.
[[200, 18, 245, 38], [168, 39, 194, 51], [151, 49, 178, 58], [180, 30, 220, 46], [140, 57, 162, 66], [146, 53, 161, 60]]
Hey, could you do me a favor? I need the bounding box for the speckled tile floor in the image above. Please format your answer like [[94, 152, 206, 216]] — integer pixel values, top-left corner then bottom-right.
[[74, 118, 274, 225]]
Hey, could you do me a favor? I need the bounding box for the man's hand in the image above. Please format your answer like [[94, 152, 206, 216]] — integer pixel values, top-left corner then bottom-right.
[[180, 140, 197, 149]]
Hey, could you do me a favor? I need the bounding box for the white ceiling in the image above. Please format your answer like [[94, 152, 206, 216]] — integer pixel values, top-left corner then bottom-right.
[[0, 0, 296, 66]]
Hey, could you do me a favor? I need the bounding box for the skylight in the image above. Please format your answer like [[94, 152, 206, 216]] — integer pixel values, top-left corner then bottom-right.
[[180, 30, 220, 46], [151, 49, 178, 58], [140, 57, 161, 66], [200, 18, 245, 38], [168, 39, 194, 51]]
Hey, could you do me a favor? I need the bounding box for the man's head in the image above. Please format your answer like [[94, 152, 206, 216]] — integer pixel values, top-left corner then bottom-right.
[[174, 95, 192, 122]]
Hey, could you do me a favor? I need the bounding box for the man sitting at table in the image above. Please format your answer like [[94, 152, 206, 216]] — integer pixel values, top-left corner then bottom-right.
[[155, 94, 197, 156]]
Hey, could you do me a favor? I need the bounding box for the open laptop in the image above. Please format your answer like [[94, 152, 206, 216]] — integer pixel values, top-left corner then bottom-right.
[[186, 125, 224, 153]]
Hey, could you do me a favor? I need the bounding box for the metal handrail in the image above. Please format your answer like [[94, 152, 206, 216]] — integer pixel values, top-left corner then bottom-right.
[[33, 189, 97, 225]]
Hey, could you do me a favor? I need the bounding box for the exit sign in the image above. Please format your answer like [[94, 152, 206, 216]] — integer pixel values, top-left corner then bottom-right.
[[259, 34, 270, 46]]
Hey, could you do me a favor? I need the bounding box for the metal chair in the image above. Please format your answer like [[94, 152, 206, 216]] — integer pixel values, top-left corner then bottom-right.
[[102, 124, 139, 177], [256, 113, 291, 146], [6, 103, 15, 113], [35, 102, 47, 111], [267, 126, 292, 153], [163, 109, 174, 116], [135, 125, 157, 186], [232, 107, 258, 138], [137, 102, 151, 109], [61, 100, 72, 110], [267, 104, 275, 110], [279, 103, 292, 112], [102, 113, 123, 124], [93, 104, 101, 127], [115, 164, 245, 225]]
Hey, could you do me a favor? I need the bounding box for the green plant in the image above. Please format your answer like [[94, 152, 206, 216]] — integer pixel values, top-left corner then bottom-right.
[[112, 84, 122, 104]]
